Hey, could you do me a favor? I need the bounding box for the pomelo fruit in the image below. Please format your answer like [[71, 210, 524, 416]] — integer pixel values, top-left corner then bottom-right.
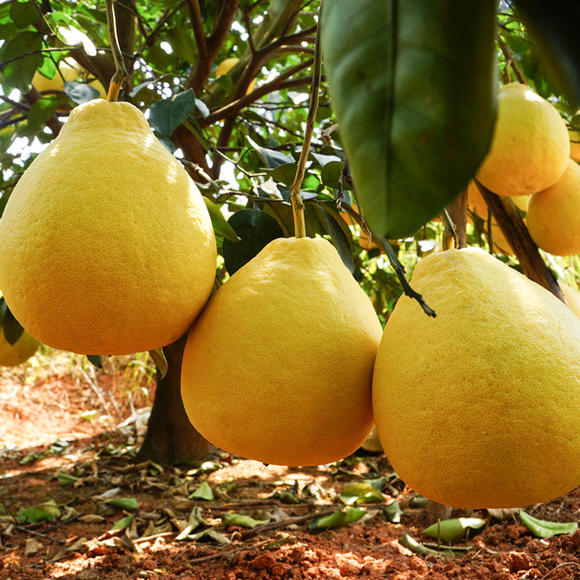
[[372, 247, 580, 508]]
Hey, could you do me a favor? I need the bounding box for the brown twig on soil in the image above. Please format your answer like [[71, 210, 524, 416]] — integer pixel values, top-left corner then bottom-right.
[[240, 507, 336, 539], [12, 524, 66, 544], [190, 500, 319, 512], [540, 562, 580, 579], [186, 538, 272, 564]]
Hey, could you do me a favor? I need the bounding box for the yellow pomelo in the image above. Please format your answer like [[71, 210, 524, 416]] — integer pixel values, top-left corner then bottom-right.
[[33, 58, 106, 99], [0, 329, 40, 367], [526, 159, 580, 256], [181, 236, 382, 466], [559, 281, 580, 318], [372, 247, 580, 508], [32, 58, 80, 93], [215, 57, 256, 94], [476, 83, 569, 196], [0, 99, 217, 355]]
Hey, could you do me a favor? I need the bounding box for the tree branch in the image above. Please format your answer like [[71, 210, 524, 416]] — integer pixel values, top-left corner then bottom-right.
[[187, 0, 208, 59], [187, 0, 239, 94], [475, 180, 565, 301], [200, 58, 313, 127]]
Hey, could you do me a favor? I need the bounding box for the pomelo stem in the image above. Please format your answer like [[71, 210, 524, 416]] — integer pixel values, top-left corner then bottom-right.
[[105, 0, 129, 102], [289, 1, 323, 238]]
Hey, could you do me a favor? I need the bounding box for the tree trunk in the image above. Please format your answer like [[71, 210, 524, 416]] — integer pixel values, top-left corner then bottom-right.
[[136, 334, 209, 464]]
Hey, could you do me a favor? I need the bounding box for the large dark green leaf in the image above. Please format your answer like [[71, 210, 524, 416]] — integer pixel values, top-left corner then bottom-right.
[[321, 0, 498, 239], [223, 209, 284, 275], [512, 0, 580, 107]]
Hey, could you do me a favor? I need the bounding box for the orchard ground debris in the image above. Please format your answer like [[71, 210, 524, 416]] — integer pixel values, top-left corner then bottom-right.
[[0, 367, 579, 579]]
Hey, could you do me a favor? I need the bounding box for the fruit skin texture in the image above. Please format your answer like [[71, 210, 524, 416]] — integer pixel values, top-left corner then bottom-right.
[[0, 99, 216, 355], [526, 159, 580, 256], [372, 247, 580, 509], [476, 83, 569, 196], [181, 237, 382, 467], [0, 329, 40, 367]]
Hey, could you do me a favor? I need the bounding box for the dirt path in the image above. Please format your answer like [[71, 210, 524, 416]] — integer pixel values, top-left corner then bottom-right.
[[0, 362, 579, 579]]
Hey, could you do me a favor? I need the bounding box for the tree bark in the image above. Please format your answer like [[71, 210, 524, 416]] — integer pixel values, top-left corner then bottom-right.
[[476, 181, 565, 301], [136, 334, 209, 464]]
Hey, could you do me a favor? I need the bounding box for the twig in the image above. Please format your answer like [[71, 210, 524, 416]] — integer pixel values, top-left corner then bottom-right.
[[381, 241, 437, 318], [12, 524, 66, 544], [190, 500, 318, 511], [106, 0, 130, 101], [289, 3, 322, 238], [497, 34, 525, 84], [241, 507, 336, 538], [441, 209, 459, 250], [200, 59, 313, 127], [540, 562, 580, 580], [444, 189, 467, 249], [187, 538, 272, 564], [475, 180, 565, 301]]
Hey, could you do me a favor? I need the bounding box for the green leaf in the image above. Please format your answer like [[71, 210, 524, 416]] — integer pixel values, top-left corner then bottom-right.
[[0, 299, 25, 345], [321, 0, 497, 239], [0, 30, 43, 92], [269, 162, 299, 187], [308, 507, 366, 531], [340, 483, 385, 505], [383, 500, 402, 523], [511, 0, 580, 107], [63, 81, 101, 105], [57, 472, 80, 486], [189, 482, 215, 501], [86, 355, 103, 369], [111, 513, 136, 530], [203, 196, 240, 242], [314, 205, 355, 272], [222, 512, 269, 529], [422, 517, 487, 543], [27, 97, 60, 128], [17, 500, 60, 524], [10, 1, 39, 28], [519, 511, 578, 539], [104, 497, 140, 511], [148, 89, 197, 138], [310, 152, 344, 188], [247, 136, 295, 169], [149, 348, 168, 379], [222, 208, 284, 276]]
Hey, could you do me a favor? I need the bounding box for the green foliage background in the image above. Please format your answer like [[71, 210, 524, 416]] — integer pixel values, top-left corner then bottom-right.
[[0, 0, 578, 330]]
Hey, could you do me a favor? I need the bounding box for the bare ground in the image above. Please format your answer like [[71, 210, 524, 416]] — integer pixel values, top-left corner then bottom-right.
[[0, 354, 579, 579]]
